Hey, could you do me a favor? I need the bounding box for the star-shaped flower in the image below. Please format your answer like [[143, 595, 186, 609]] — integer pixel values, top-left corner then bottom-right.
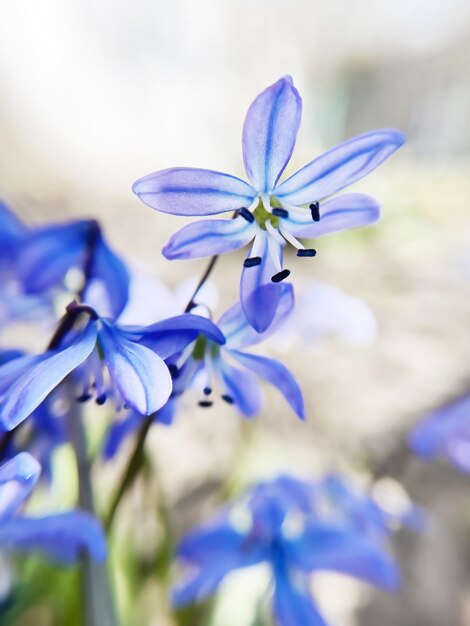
[[133, 76, 404, 331]]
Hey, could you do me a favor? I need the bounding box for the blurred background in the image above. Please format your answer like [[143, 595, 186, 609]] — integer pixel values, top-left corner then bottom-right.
[[1, 1, 470, 624]]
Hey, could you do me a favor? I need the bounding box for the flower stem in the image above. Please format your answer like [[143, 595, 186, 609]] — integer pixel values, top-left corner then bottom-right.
[[106, 254, 220, 530], [67, 380, 118, 626], [184, 255, 219, 312], [105, 413, 154, 532]]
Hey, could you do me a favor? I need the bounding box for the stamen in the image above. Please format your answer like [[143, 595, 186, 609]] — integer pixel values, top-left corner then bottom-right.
[[272, 208, 289, 218], [239, 207, 254, 223], [203, 386, 212, 396], [168, 364, 179, 378], [309, 202, 320, 222], [222, 394, 235, 404], [272, 269, 291, 283], [76, 393, 91, 403], [198, 400, 213, 408], [278, 222, 304, 250], [96, 393, 107, 406], [265, 220, 285, 245], [244, 256, 262, 268], [297, 249, 317, 257]]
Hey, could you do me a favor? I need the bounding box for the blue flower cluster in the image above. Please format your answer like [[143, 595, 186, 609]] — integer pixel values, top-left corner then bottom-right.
[[0, 75, 422, 625], [173, 474, 419, 625]]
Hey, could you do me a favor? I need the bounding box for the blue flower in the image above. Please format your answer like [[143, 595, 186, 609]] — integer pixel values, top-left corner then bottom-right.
[[169, 283, 304, 419], [133, 76, 404, 331], [103, 285, 302, 459], [0, 303, 225, 430], [0, 452, 106, 563], [173, 476, 399, 625], [409, 394, 470, 473], [17, 219, 130, 319]]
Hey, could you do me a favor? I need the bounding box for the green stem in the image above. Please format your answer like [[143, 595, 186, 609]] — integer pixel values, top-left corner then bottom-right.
[[67, 382, 118, 626], [105, 413, 154, 532]]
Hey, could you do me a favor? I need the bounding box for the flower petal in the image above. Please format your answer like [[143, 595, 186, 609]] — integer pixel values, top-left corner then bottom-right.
[[173, 518, 267, 606], [133, 168, 256, 216], [98, 323, 172, 415], [230, 350, 305, 419], [220, 357, 263, 417], [125, 314, 226, 360], [274, 566, 328, 626], [0, 453, 40, 520], [0, 511, 107, 563], [243, 76, 302, 193], [240, 231, 286, 333], [408, 394, 470, 467], [276, 129, 405, 205], [163, 216, 257, 260], [17, 221, 90, 294], [285, 193, 380, 238], [218, 283, 294, 350], [84, 230, 130, 319], [289, 523, 400, 590], [0, 323, 98, 430]]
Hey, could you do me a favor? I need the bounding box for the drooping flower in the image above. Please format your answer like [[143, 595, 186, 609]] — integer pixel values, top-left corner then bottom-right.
[[133, 76, 404, 331], [409, 393, 470, 473], [103, 284, 302, 459], [173, 475, 399, 626], [17, 218, 130, 319], [0, 452, 106, 563], [0, 302, 225, 431]]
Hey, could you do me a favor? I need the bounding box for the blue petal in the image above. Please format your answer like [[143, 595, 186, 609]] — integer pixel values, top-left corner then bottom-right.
[[0, 323, 98, 430], [0, 200, 26, 266], [243, 76, 302, 193], [218, 283, 294, 350], [289, 523, 400, 591], [240, 231, 286, 333], [133, 167, 256, 216], [84, 230, 130, 319], [274, 566, 328, 626], [17, 221, 90, 294], [0, 453, 40, 520], [162, 216, 257, 260], [173, 518, 267, 607], [230, 350, 305, 419], [102, 401, 175, 459], [126, 314, 226, 360], [285, 193, 380, 238], [220, 357, 263, 417], [409, 394, 470, 468], [98, 322, 172, 415], [276, 129, 405, 205], [0, 511, 107, 563]]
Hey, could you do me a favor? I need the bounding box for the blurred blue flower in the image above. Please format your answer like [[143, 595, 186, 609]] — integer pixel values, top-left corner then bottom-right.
[[133, 76, 404, 331], [103, 285, 303, 459], [173, 476, 399, 625], [409, 393, 470, 473], [0, 452, 106, 563], [0, 304, 225, 431], [17, 218, 130, 319]]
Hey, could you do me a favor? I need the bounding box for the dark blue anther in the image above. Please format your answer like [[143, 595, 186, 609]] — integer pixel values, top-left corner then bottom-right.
[[271, 269, 291, 283], [203, 387, 212, 396], [309, 202, 320, 222], [244, 256, 262, 268], [272, 208, 289, 218], [222, 394, 235, 405], [239, 208, 254, 223], [76, 393, 91, 403], [198, 400, 213, 408], [297, 249, 317, 257], [96, 393, 107, 406]]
